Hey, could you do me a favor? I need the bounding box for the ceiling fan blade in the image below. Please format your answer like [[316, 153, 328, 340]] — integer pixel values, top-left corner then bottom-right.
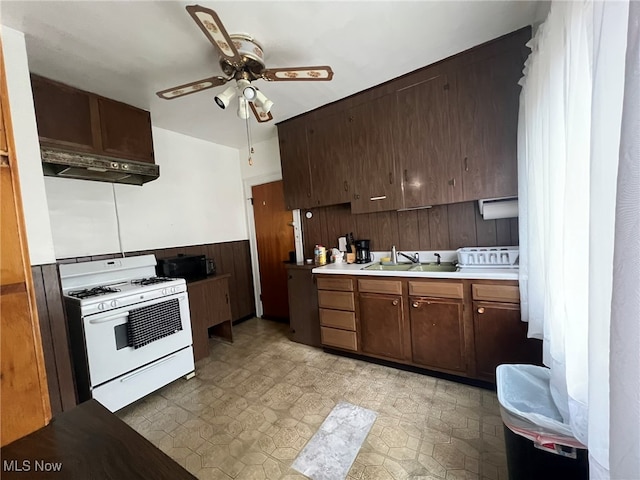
[[186, 5, 242, 65], [156, 76, 229, 99], [249, 101, 273, 123], [262, 66, 334, 82]]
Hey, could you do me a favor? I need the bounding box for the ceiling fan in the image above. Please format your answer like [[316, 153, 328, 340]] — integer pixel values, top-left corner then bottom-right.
[[157, 4, 334, 123]]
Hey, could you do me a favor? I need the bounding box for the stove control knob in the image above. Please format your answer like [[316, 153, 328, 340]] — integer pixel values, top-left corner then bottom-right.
[[170, 287, 176, 294], [110, 300, 118, 308], [161, 288, 167, 295], [98, 303, 106, 311]]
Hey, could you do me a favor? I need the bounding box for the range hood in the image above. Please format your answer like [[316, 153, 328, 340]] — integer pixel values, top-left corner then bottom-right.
[[41, 147, 159, 185]]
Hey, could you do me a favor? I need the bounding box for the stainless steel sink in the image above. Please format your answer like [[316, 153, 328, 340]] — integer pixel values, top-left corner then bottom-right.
[[362, 263, 413, 271], [408, 262, 458, 272]]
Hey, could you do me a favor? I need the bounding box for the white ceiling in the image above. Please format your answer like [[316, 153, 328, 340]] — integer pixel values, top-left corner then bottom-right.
[[0, 1, 548, 149]]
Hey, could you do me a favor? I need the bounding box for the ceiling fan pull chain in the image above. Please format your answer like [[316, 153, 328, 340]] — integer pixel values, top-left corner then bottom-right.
[[245, 108, 254, 166]]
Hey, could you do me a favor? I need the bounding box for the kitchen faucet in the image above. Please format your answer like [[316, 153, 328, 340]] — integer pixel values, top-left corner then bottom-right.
[[434, 253, 441, 265], [397, 251, 420, 264]]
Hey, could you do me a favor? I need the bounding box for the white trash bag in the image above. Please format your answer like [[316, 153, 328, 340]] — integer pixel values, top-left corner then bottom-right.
[[496, 364, 586, 448]]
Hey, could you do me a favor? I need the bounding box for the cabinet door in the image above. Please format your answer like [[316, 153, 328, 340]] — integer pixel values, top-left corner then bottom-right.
[[278, 121, 313, 210], [208, 278, 232, 327], [473, 301, 542, 381], [396, 74, 461, 208], [97, 97, 154, 163], [359, 293, 404, 360], [287, 268, 320, 347], [350, 94, 402, 213], [306, 111, 352, 207], [456, 49, 523, 201], [409, 297, 465, 372], [186, 282, 210, 361], [31, 75, 96, 152]]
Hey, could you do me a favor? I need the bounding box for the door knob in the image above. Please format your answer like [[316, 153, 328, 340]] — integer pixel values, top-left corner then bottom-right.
[[477, 307, 485, 314], [392, 299, 399, 306], [412, 302, 419, 308]]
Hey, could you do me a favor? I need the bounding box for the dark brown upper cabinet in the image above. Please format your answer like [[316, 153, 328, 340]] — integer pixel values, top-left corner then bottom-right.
[[396, 74, 462, 208], [31, 75, 155, 164], [278, 121, 313, 210], [455, 48, 523, 201], [306, 111, 352, 207], [350, 94, 403, 214]]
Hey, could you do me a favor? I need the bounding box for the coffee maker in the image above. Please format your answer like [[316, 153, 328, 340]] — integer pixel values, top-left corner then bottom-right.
[[355, 239, 372, 264]]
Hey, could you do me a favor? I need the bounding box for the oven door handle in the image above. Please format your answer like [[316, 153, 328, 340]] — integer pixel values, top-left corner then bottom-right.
[[88, 312, 130, 324], [119, 354, 177, 383]]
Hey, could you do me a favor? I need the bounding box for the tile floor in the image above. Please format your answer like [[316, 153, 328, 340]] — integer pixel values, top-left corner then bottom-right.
[[118, 318, 508, 480]]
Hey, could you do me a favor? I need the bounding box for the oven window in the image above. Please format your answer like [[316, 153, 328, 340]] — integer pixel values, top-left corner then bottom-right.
[[114, 324, 129, 350]]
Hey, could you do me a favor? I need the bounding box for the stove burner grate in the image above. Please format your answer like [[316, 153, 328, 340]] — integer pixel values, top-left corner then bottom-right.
[[68, 286, 121, 299], [131, 277, 174, 286]]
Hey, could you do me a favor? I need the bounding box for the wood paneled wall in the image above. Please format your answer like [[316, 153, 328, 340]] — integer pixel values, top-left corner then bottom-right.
[[35, 239, 255, 416], [302, 201, 518, 259]]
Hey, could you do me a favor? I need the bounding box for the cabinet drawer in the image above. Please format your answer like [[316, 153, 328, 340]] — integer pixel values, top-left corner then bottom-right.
[[408, 281, 463, 299], [319, 309, 356, 331], [321, 327, 358, 351], [472, 284, 520, 303], [318, 290, 355, 311], [316, 277, 354, 292], [358, 279, 402, 295]]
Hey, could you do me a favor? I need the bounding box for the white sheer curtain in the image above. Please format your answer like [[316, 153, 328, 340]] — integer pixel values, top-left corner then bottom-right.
[[518, 1, 634, 477]]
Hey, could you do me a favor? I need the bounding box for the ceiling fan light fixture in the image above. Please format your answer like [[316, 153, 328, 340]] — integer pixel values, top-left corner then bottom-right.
[[237, 95, 250, 120], [254, 90, 274, 113], [237, 78, 257, 101], [214, 85, 236, 109]]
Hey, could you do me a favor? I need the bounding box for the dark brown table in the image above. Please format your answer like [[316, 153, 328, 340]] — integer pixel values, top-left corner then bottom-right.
[[0, 400, 196, 479]]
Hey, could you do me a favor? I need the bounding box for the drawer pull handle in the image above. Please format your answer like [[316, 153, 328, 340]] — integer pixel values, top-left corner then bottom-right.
[[477, 307, 485, 314], [370, 195, 387, 201], [392, 299, 399, 306], [412, 302, 419, 308]]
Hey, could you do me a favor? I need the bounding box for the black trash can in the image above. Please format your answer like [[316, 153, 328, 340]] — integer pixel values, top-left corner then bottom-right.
[[503, 424, 589, 480]]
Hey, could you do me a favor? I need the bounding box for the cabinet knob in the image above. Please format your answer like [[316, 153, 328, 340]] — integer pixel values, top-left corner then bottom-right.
[[355, 194, 361, 200], [464, 157, 469, 172], [344, 180, 349, 191], [448, 178, 456, 187], [477, 307, 485, 314], [392, 299, 399, 306], [412, 302, 419, 308]]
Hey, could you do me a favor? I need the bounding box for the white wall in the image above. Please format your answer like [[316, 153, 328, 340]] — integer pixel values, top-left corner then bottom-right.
[[1, 26, 57, 265], [46, 127, 247, 259], [239, 135, 282, 182]]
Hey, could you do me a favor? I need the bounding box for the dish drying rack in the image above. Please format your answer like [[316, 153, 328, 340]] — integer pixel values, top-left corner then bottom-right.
[[456, 246, 519, 268]]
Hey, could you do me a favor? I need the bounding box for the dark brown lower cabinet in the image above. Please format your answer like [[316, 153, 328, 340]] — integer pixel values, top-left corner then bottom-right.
[[286, 264, 321, 347], [186, 275, 232, 362], [409, 297, 466, 373], [358, 292, 405, 360], [473, 301, 542, 381]]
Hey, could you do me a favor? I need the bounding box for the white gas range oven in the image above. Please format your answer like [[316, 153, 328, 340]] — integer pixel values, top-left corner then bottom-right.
[[60, 255, 195, 412]]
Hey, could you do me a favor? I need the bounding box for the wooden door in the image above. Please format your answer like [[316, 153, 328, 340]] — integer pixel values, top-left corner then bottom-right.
[[350, 94, 402, 213], [359, 293, 404, 360], [306, 111, 352, 207], [396, 74, 461, 208], [473, 301, 542, 381], [253, 181, 294, 320], [409, 297, 465, 372], [278, 121, 313, 210], [456, 49, 523, 201], [1, 48, 52, 446]]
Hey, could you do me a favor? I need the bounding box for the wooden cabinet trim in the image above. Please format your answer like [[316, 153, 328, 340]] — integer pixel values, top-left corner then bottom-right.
[[472, 283, 520, 303], [408, 281, 463, 299], [319, 308, 356, 331], [316, 276, 354, 292], [358, 278, 403, 295], [321, 326, 358, 351]]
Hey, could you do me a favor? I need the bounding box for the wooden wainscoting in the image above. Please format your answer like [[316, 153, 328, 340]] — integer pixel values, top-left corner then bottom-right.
[[301, 201, 518, 259]]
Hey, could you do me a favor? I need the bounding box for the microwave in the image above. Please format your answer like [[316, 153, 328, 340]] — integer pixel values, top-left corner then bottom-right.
[[156, 254, 208, 281]]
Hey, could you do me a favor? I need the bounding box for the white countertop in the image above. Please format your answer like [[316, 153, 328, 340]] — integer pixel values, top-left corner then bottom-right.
[[311, 261, 519, 281]]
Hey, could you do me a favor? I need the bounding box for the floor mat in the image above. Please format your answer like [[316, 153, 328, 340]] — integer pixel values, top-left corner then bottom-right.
[[292, 401, 377, 480]]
